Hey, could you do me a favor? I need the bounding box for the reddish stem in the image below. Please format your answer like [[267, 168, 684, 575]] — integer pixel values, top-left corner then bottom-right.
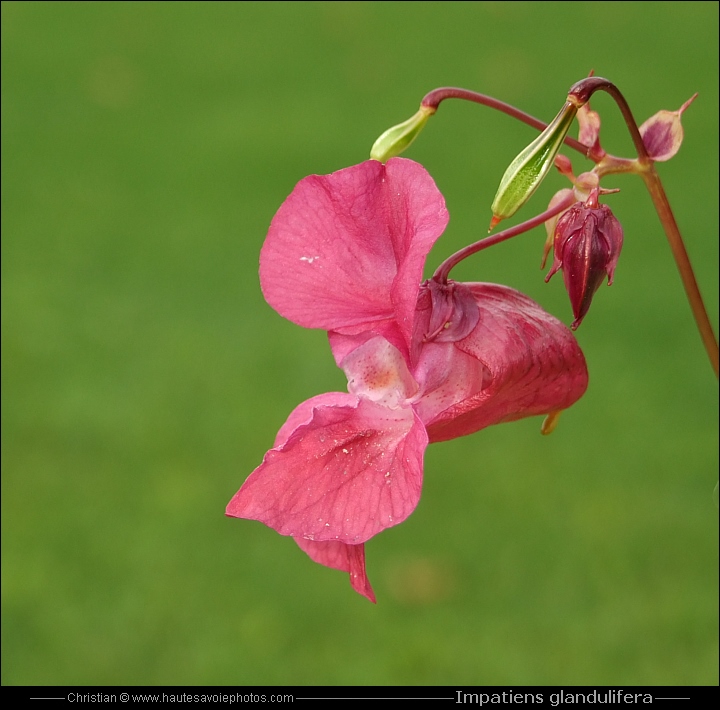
[[568, 78, 649, 159], [421, 87, 589, 157], [567, 77, 718, 377], [433, 192, 577, 283], [640, 165, 719, 377]]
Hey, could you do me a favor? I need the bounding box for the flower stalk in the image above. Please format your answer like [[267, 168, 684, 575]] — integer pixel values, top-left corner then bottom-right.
[[640, 164, 719, 376], [567, 77, 718, 377], [391, 78, 718, 377], [420, 87, 589, 155], [433, 191, 577, 284]]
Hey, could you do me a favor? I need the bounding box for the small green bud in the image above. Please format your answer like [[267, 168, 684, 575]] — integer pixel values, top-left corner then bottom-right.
[[370, 105, 434, 162], [490, 101, 577, 229]]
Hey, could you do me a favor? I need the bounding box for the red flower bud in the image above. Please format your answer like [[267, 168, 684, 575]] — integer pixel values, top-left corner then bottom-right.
[[545, 190, 623, 329]]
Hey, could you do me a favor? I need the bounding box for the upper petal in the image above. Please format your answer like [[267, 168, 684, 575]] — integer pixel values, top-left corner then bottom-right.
[[226, 395, 428, 544], [259, 158, 448, 351]]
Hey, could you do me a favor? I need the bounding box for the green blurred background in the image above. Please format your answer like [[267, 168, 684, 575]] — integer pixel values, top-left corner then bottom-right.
[[2, 1, 717, 686]]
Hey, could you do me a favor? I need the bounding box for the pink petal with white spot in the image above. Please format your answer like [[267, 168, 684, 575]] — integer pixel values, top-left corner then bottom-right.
[[294, 538, 376, 603], [342, 336, 418, 408], [260, 158, 448, 352], [226, 396, 428, 544], [327, 318, 407, 367]]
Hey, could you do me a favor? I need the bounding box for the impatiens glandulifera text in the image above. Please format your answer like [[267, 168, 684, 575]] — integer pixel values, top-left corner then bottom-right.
[[228, 76, 718, 602]]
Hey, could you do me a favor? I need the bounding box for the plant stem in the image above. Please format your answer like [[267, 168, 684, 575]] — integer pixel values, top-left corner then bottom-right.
[[569, 77, 719, 377], [421, 87, 589, 157], [640, 165, 719, 377], [568, 77, 650, 159], [433, 192, 577, 284]]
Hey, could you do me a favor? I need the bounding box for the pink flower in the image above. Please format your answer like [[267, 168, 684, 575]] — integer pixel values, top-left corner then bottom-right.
[[227, 158, 588, 602]]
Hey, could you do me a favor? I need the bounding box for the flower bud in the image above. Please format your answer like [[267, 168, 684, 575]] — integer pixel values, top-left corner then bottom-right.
[[490, 101, 577, 229], [554, 154, 575, 181], [545, 189, 623, 329], [577, 102, 605, 161], [639, 94, 697, 162], [541, 173, 599, 269], [370, 106, 434, 162]]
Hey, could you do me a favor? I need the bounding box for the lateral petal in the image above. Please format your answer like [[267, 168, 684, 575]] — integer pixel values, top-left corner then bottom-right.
[[273, 392, 355, 447], [227, 396, 428, 544]]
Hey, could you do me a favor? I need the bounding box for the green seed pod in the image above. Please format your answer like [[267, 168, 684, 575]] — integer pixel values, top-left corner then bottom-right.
[[490, 101, 577, 228]]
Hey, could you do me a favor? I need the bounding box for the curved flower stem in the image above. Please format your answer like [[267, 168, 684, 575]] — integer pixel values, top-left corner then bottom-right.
[[568, 77, 650, 159], [421, 87, 589, 157], [433, 192, 577, 284], [569, 77, 719, 377]]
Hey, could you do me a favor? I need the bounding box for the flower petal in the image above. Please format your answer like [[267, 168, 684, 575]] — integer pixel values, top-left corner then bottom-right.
[[327, 318, 408, 367], [226, 396, 428, 544], [273, 392, 353, 447], [260, 158, 448, 351], [639, 94, 697, 162], [342, 336, 418, 408], [417, 283, 588, 442], [294, 538, 376, 603], [577, 103, 603, 155]]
